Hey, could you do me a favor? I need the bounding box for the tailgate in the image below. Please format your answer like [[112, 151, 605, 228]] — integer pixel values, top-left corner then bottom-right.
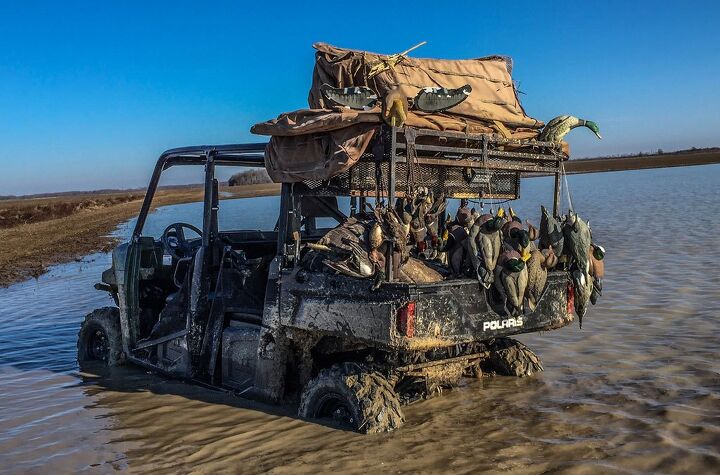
[[405, 272, 573, 349], [281, 269, 573, 350]]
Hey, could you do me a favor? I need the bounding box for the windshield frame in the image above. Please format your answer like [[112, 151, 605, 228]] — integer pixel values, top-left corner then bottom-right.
[[132, 144, 266, 239]]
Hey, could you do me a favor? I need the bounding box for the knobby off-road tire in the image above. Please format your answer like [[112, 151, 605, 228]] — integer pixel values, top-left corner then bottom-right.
[[77, 307, 125, 368], [298, 363, 405, 434], [483, 337, 543, 377]]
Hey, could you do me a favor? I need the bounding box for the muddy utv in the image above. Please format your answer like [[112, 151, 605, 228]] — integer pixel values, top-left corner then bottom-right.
[[80, 126, 575, 433]]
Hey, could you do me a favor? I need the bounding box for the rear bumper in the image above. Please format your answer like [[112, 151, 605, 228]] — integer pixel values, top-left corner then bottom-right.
[[280, 269, 573, 351]]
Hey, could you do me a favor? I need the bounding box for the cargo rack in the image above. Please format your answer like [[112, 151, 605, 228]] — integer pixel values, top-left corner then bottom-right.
[[295, 125, 568, 215]]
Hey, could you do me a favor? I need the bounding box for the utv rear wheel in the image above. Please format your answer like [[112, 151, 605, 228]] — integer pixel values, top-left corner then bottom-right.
[[483, 337, 543, 377], [299, 363, 404, 434], [77, 307, 124, 368]]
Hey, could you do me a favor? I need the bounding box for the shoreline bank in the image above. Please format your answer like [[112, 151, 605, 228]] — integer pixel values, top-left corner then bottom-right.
[[0, 183, 280, 287]]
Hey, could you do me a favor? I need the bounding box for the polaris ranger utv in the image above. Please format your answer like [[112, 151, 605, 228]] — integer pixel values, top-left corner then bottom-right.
[[79, 126, 575, 433]]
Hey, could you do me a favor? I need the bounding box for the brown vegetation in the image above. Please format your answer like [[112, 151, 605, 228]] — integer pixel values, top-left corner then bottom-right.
[[0, 183, 280, 287], [0, 193, 145, 229]]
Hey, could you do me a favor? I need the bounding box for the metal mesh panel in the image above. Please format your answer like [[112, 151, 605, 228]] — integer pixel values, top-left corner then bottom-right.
[[296, 126, 563, 199], [300, 160, 519, 199]]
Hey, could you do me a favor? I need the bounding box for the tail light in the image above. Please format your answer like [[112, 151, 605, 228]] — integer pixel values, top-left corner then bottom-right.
[[567, 282, 575, 315], [397, 301, 416, 338]]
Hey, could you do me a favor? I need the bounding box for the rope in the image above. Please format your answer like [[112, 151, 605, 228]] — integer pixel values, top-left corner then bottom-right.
[[560, 161, 574, 213]]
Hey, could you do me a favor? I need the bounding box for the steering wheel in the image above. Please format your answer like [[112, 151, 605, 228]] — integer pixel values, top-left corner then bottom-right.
[[161, 222, 203, 260]]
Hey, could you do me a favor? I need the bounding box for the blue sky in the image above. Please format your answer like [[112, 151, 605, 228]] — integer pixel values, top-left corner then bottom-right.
[[1, 1, 719, 195]]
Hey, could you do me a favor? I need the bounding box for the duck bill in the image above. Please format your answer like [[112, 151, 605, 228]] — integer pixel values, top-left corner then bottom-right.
[[521, 248, 532, 262]]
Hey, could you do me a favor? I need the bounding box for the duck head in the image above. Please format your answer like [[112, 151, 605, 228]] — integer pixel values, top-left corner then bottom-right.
[[478, 213, 503, 233], [503, 257, 526, 273], [584, 120, 602, 140], [509, 227, 531, 251], [499, 248, 526, 273], [526, 220, 539, 241], [592, 243, 605, 260]]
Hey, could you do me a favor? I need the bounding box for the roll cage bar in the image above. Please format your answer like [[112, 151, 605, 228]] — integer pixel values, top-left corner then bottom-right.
[[132, 144, 267, 239]]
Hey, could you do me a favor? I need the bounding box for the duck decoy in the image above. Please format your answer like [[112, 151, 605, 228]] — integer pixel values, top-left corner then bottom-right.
[[539, 115, 602, 143], [495, 246, 529, 316], [540, 205, 564, 257], [589, 243, 605, 305]]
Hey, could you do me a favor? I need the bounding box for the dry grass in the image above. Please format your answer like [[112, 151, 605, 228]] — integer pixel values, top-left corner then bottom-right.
[[0, 183, 280, 287], [0, 192, 145, 228]]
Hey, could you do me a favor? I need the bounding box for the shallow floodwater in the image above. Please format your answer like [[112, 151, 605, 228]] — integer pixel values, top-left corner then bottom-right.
[[1, 166, 720, 474]]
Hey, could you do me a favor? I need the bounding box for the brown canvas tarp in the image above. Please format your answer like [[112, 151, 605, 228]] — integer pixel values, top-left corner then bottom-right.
[[251, 43, 548, 183], [251, 108, 541, 138], [309, 43, 542, 130], [252, 108, 542, 182], [262, 124, 377, 183]]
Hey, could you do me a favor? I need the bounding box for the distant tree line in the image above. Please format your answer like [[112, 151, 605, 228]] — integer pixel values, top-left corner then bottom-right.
[[576, 146, 719, 161], [227, 168, 272, 186]]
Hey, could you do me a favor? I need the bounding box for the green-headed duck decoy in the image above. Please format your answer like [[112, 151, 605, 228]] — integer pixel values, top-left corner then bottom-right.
[[563, 211, 593, 325], [539, 115, 602, 143], [495, 245, 529, 317]]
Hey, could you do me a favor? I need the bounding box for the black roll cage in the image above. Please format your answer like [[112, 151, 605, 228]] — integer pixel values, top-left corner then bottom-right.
[[132, 144, 268, 240]]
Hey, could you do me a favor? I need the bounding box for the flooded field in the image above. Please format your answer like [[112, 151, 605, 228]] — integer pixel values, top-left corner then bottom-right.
[[1, 166, 719, 474]]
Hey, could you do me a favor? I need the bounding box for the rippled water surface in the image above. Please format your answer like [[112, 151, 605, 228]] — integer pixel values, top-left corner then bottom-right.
[[1, 167, 720, 474]]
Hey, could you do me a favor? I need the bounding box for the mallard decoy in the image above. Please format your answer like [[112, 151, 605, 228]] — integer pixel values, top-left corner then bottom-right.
[[495, 246, 529, 316], [539, 115, 602, 143], [563, 211, 592, 277], [467, 212, 503, 288], [525, 248, 557, 311], [572, 269, 594, 327], [455, 198, 474, 228], [589, 243, 605, 305], [563, 211, 593, 324], [539, 205, 564, 257], [502, 220, 533, 263]]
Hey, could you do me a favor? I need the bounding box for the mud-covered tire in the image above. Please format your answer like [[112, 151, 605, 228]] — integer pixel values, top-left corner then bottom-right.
[[77, 307, 125, 368], [298, 363, 405, 434], [482, 337, 543, 377]]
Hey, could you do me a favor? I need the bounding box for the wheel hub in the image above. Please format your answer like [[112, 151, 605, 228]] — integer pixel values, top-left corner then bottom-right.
[[89, 329, 109, 361]]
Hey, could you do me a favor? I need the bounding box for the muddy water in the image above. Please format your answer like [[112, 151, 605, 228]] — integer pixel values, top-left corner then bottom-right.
[[1, 166, 720, 474]]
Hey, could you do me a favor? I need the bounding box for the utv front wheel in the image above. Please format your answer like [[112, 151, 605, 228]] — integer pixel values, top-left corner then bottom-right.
[[299, 363, 404, 434], [482, 337, 543, 377], [77, 307, 125, 368]]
